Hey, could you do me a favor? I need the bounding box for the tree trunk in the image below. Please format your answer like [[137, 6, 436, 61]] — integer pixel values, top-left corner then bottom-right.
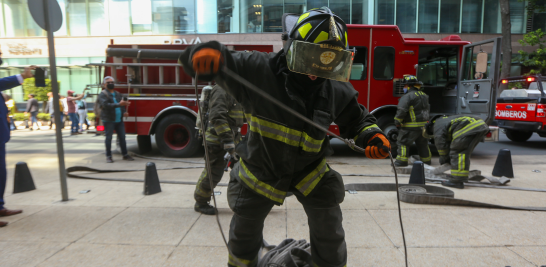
[[500, 0, 512, 95]]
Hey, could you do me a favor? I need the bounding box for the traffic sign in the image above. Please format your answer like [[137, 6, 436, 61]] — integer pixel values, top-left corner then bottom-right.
[[28, 0, 63, 32]]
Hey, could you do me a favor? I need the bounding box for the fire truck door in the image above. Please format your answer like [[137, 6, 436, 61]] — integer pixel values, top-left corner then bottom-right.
[[457, 37, 501, 124]]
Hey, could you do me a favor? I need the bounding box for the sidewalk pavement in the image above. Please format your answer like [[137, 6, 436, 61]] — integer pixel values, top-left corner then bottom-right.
[[1, 133, 546, 266]]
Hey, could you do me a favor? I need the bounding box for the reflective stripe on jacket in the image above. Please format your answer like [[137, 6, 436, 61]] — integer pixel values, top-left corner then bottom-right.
[[180, 41, 382, 204], [394, 87, 430, 129], [433, 115, 489, 156]]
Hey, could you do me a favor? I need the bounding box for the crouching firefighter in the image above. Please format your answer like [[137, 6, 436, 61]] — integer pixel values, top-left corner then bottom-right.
[[423, 115, 489, 189], [194, 85, 244, 215], [394, 75, 431, 166], [179, 7, 391, 267]]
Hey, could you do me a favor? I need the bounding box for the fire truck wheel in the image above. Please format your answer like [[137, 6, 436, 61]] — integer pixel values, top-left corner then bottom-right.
[[505, 129, 533, 142], [376, 114, 398, 158], [155, 114, 200, 157], [137, 135, 152, 154]]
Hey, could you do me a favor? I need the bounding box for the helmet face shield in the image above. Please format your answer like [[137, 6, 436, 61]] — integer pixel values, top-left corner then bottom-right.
[[286, 40, 355, 82]]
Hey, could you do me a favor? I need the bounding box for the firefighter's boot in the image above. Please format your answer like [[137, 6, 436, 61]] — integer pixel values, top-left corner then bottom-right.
[[393, 160, 408, 167], [194, 202, 217, 215]]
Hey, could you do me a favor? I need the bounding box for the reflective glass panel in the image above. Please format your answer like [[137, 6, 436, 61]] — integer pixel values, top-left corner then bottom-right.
[[375, 0, 394, 25], [330, 0, 350, 24], [3, 0, 28, 37], [109, 0, 131, 35], [89, 0, 109, 35], [152, 0, 173, 34], [373, 47, 395, 80], [510, 0, 525, 34], [396, 0, 416, 33], [307, 0, 327, 10], [350, 46, 367, 80], [351, 0, 365, 24], [67, 0, 88, 36], [440, 0, 460, 33], [418, 0, 438, 33], [217, 0, 233, 33], [461, 0, 482, 33], [264, 0, 283, 32], [285, 0, 305, 14], [483, 0, 500, 33], [241, 0, 262, 33], [131, 0, 152, 34]]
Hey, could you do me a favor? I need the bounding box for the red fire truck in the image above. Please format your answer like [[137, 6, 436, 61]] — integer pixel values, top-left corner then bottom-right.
[[88, 25, 501, 157], [495, 75, 546, 142]]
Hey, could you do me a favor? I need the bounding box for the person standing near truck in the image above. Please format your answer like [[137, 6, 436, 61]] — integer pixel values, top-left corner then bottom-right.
[[394, 75, 431, 166], [423, 114, 489, 189], [194, 85, 244, 215]]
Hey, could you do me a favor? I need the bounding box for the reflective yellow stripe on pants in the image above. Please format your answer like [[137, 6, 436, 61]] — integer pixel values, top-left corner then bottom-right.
[[396, 145, 408, 162], [228, 254, 257, 267], [239, 160, 287, 204], [451, 153, 469, 177]]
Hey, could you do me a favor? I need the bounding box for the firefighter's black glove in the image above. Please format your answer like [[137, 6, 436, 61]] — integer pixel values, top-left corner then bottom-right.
[[365, 133, 391, 159], [224, 141, 235, 155]]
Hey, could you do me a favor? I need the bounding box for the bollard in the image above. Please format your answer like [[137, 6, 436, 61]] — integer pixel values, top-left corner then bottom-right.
[[13, 162, 36, 193], [409, 161, 426, 185], [144, 162, 161, 195], [492, 149, 514, 178]]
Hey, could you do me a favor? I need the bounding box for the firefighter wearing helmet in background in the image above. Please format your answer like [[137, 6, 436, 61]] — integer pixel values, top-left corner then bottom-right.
[[179, 7, 390, 267], [423, 115, 489, 189], [194, 85, 244, 215], [393, 75, 431, 166]]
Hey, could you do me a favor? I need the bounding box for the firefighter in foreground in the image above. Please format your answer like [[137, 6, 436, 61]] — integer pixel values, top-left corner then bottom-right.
[[180, 7, 390, 267], [394, 75, 431, 166], [423, 115, 489, 189], [194, 85, 244, 215]]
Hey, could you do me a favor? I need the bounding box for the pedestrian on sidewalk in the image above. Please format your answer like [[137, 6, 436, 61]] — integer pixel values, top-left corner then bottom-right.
[[61, 95, 68, 129], [98, 76, 134, 163], [0, 64, 36, 227], [66, 90, 87, 135], [46, 92, 64, 130], [24, 94, 40, 131], [76, 91, 89, 132], [4, 94, 16, 131]]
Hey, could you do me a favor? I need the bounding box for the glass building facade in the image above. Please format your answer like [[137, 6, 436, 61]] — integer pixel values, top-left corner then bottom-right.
[[0, 0, 536, 37]]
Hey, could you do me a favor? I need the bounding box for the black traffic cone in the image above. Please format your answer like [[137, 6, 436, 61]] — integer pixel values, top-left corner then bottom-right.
[[409, 161, 426, 185], [492, 149, 514, 178], [144, 162, 161, 195], [13, 162, 36, 193]]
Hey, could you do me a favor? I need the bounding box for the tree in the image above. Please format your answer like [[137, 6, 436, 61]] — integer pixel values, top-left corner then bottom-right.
[[500, 0, 512, 92], [22, 78, 61, 113], [518, 28, 546, 74]]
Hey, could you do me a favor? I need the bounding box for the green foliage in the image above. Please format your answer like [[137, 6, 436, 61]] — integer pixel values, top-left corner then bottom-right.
[[22, 78, 61, 102], [518, 29, 546, 75], [12, 113, 27, 121]]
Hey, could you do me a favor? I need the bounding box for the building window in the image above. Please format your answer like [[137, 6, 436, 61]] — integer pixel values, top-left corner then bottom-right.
[[350, 46, 367, 80], [67, 0, 89, 36], [373, 46, 395, 80], [418, 0, 438, 33], [351, 0, 367, 25], [396, 0, 417, 33], [307, 0, 327, 10], [483, 0, 500, 33], [241, 0, 262, 33], [109, 0, 131, 35], [376, 0, 394, 25], [330, 0, 350, 25], [217, 0, 233, 33], [3, 0, 30, 37], [285, 0, 305, 14], [264, 0, 283, 32], [510, 0, 526, 34], [461, 0, 482, 33], [440, 0, 460, 33], [89, 0, 109, 36]]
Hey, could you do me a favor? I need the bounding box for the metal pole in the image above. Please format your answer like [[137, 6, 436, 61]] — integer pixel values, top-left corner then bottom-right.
[[44, 0, 69, 201]]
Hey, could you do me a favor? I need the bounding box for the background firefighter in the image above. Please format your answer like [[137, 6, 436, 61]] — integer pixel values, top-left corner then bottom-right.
[[424, 114, 489, 189], [179, 7, 391, 267], [394, 75, 431, 166], [194, 85, 244, 215]]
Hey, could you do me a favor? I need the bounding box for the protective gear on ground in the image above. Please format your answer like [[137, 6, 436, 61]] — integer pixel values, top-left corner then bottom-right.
[[394, 84, 431, 165], [431, 115, 489, 183], [180, 38, 383, 266], [191, 48, 223, 76], [365, 133, 390, 159], [282, 7, 355, 82], [227, 166, 347, 267], [194, 86, 244, 205]]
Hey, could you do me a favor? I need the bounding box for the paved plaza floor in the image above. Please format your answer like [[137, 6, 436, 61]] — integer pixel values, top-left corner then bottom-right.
[[1, 129, 546, 266]]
